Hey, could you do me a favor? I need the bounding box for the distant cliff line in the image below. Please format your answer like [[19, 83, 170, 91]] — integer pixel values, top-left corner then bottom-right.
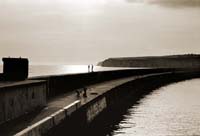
[[98, 54, 200, 69]]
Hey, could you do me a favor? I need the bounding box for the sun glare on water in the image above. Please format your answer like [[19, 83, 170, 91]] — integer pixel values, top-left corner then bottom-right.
[[66, 0, 107, 6], [62, 0, 109, 14]]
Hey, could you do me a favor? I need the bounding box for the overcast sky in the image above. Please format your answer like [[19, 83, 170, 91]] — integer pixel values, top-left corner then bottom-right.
[[0, 0, 200, 64]]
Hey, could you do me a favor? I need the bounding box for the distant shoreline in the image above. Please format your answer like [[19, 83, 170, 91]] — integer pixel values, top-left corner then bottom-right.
[[98, 54, 200, 69]]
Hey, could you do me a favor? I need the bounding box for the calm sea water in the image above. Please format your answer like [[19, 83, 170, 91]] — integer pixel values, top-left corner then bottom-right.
[[0, 65, 131, 77], [110, 79, 200, 136], [29, 65, 127, 77]]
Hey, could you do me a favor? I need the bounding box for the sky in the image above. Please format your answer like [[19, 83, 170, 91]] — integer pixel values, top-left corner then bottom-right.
[[0, 0, 200, 65]]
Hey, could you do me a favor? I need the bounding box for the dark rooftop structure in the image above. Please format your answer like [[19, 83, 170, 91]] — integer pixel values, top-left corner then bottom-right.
[[0, 57, 29, 81]]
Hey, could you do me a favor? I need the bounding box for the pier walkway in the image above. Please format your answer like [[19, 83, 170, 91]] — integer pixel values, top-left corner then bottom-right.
[[0, 75, 141, 136]]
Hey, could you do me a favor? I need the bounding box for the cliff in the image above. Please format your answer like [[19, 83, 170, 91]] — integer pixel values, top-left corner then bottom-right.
[[98, 54, 200, 69]]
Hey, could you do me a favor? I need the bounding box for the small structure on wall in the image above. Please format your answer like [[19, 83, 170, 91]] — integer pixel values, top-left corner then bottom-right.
[[0, 57, 29, 81]]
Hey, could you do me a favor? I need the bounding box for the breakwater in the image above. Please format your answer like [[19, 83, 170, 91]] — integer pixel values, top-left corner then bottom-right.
[[45, 71, 200, 136], [31, 68, 172, 99], [0, 80, 46, 125]]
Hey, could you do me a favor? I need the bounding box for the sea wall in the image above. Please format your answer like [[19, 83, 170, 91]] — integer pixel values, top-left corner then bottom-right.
[[0, 80, 47, 125], [0, 68, 172, 129], [45, 71, 200, 136], [31, 68, 173, 99]]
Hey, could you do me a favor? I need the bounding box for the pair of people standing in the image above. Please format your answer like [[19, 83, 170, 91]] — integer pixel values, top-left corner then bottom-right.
[[88, 64, 94, 72]]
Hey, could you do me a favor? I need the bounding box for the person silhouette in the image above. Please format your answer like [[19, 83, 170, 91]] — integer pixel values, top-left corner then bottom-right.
[[91, 64, 94, 72], [83, 87, 87, 97], [88, 65, 90, 72]]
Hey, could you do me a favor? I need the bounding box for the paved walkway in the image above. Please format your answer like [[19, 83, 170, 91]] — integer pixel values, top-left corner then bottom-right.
[[0, 76, 140, 136]]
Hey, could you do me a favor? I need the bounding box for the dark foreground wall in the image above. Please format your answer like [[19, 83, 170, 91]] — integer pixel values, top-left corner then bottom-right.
[[31, 68, 174, 99], [45, 71, 200, 136], [0, 80, 46, 125]]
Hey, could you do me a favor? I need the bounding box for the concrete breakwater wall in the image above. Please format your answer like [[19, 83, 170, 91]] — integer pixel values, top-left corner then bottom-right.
[[31, 68, 173, 99], [0, 68, 171, 133], [45, 71, 200, 136], [0, 80, 47, 125], [2, 69, 199, 136]]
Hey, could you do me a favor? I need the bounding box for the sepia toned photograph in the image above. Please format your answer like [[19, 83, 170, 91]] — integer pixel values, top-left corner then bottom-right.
[[0, 0, 200, 135]]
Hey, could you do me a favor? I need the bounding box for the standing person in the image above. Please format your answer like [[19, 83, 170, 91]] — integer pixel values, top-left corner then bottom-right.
[[88, 65, 90, 72], [91, 64, 94, 72]]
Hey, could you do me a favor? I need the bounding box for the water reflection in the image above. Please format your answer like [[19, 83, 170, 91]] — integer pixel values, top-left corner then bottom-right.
[[112, 79, 200, 136], [28, 65, 131, 77]]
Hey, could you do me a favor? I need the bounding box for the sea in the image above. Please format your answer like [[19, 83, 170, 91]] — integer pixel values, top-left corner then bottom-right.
[[109, 78, 200, 136], [0, 65, 131, 77]]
